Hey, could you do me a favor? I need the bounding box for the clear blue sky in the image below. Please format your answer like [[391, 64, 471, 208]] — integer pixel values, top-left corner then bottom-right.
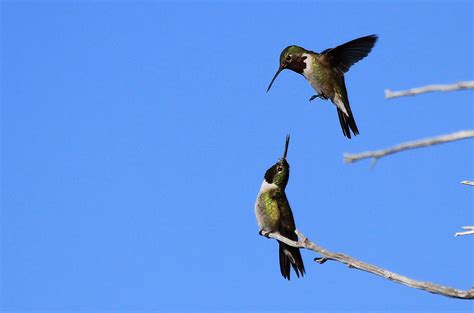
[[2, 1, 473, 312]]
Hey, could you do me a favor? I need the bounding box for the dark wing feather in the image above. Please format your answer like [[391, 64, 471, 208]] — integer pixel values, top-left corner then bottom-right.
[[273, 190, 298, 240], [273, 190, 305, 280], [320, 35, 378, 74]]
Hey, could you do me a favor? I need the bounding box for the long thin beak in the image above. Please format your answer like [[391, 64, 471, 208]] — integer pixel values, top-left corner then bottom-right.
[[266, 67, 283, 92], [282, 134, 290, 159]]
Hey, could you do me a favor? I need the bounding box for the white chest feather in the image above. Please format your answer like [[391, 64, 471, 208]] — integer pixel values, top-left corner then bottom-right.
[[302, 53, 315, 80], [258, 180, 278, 193]]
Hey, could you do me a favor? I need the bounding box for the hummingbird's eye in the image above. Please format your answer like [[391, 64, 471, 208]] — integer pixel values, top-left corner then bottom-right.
[[286, 55, 292, 62], [277, 166, 283, 172]]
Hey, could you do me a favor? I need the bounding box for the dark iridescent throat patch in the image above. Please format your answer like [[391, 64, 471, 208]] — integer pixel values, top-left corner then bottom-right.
[[264, 164, 278, 184], [287, 55, 307, 74]]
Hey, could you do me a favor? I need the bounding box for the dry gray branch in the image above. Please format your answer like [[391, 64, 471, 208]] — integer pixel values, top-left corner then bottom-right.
[[385, 81, 474, 99], [344, 130, 474, 165], [455, 226, 474, 237], [267, 231, 474, 299], [454, 182, 473, 236]]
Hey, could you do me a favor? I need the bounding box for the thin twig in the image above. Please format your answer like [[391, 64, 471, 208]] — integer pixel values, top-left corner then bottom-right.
[[455, 182, 473, 236], [267, 231, 474, 299], [455, 226, 474, 237], [344, 130, 474, 164], [385, 81, 474, 99]]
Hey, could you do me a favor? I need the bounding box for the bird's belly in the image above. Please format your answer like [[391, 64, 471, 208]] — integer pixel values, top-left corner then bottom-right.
[[307, 75, 334, 99], [307, 77, 322, 93], [254, 195, 279, 231]]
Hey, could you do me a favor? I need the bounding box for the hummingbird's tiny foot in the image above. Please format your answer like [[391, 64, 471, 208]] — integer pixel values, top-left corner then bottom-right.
[[309, 95, 319, 102], [259, 230, 271, 238]]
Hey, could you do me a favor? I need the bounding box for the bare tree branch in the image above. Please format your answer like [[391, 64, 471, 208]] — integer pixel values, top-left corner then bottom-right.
[[267, 230, 474, 299], [344, 130, 474, 165], [455, 182, 474, 237], [385, 81, 474, 99], [455, 226, 474, 237]]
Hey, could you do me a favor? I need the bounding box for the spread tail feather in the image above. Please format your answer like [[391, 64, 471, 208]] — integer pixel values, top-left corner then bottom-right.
[[335, 76, 359, 139], [279, 242, 305, 280], [337, 108, 359, 139]]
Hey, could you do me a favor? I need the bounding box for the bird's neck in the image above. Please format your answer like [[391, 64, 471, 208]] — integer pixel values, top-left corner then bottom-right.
[[259, 180, 279, 193], [301, 53, 316, 79]]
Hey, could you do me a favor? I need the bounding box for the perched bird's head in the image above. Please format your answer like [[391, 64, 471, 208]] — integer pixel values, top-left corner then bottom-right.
[[264, 135, 291, 189], [267, 45, 307, 92]]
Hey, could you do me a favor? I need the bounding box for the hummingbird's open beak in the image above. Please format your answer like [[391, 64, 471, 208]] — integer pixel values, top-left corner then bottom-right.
[[266, 66, 284, 92], [282, 134, 290, 159]]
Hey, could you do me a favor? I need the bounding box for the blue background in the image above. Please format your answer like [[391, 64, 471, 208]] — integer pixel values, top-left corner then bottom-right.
[[2, 1, 473, 312]]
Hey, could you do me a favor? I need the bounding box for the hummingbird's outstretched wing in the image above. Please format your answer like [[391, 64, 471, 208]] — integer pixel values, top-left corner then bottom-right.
[[320, 34, 378, 75], [273, 189, 305, 280]]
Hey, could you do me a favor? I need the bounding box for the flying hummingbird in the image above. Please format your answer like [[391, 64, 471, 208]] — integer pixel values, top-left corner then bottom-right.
[[254, 135, 305, 280], [267, 35, 378, 139]]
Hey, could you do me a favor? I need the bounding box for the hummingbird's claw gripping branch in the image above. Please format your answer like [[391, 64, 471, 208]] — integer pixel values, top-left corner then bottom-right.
[[266, 229, 474, 299]]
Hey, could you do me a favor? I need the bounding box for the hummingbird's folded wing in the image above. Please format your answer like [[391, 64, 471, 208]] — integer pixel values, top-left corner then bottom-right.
[[273, 190, 298, 241], [320, 34, 378, 75], [273, 190, 306, 279]]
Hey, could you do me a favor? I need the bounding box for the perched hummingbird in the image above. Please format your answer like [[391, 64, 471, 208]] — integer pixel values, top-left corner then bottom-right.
[[254, 135, 305, 280], [267, 35, 378, 139]]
